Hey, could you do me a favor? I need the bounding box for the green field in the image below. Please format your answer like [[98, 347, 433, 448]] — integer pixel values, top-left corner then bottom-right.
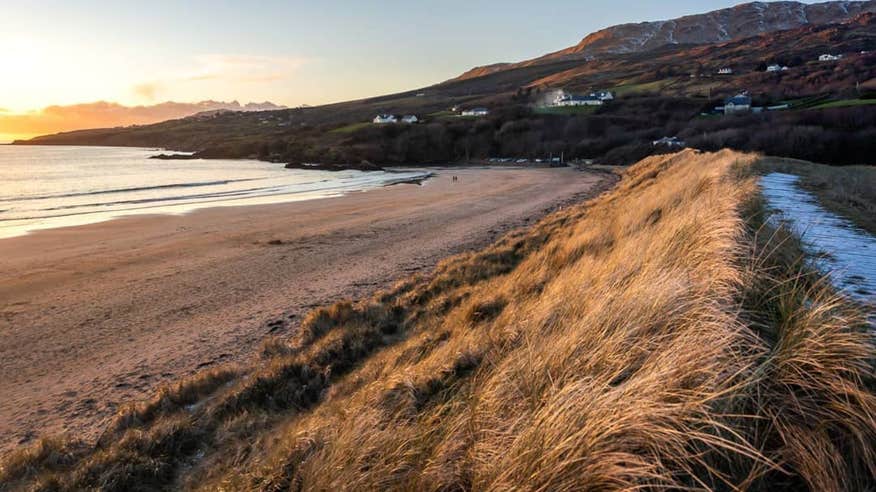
[[612, 78, 678, 96], [778, 95, 831, 109], [329, 121, 372, 134], [809, 98, 876, 110], [427, 110, 456, 118]]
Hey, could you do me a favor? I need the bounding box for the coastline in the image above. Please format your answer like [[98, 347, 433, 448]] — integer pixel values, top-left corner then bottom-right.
[[0, 166, 614, 453], [0, 144, 435, 240]]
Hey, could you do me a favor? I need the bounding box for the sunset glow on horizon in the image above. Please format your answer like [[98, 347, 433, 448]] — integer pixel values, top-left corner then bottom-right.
[[1, 0, 819, 141]]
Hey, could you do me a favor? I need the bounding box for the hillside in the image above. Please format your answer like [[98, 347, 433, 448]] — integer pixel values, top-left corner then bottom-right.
[[457, 0, 876, 79], [16, 9, 876, 168], [3, 150, 874, 490]]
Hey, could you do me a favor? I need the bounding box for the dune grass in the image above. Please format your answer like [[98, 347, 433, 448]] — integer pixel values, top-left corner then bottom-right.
[[2, 150, 873, 491]]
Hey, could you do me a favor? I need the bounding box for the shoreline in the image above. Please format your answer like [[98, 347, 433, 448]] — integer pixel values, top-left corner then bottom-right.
[[0, 166, 614, 454], [0, 158, 435, 240]]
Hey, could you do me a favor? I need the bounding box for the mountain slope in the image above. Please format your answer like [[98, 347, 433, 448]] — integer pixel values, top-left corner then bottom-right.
[[456, 0, 876, 80], [14, 10, 876, 168]]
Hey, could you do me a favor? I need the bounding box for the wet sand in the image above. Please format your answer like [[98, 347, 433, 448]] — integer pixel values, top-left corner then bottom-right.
[[0, 166, 612, 453]]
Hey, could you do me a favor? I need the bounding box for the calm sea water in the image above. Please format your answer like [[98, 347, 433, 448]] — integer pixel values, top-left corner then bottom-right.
[[0, 145, 429, 238]]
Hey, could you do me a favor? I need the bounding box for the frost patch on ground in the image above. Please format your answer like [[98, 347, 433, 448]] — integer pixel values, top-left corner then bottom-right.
[[761, 172, 876, 323]]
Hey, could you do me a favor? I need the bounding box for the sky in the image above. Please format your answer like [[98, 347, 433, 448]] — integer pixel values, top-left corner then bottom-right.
[[0, 0, 818, 135]]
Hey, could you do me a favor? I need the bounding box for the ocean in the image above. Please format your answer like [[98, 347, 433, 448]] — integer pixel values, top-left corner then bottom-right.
[[0, 145, 429, 238]]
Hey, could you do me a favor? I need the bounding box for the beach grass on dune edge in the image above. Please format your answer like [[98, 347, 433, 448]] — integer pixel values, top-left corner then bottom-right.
[[2, 149, 874, 491]]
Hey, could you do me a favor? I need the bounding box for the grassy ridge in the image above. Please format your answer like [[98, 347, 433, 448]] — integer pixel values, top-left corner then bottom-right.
[[2, 150, 874, 491]]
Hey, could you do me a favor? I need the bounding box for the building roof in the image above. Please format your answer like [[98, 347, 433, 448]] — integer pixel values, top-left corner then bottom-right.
[[725, 95, 752, 106]]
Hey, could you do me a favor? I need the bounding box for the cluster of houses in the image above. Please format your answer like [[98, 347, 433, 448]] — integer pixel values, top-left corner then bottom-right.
[[373, 114, 419, 124], [373, 106, 491, 125], [552, 90, 614, 107], [720, 65, 787, 74], [715, 53, 847, 76]]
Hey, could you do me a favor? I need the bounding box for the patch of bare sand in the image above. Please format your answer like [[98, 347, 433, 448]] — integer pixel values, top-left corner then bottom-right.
[[0, 167, 613, 453]]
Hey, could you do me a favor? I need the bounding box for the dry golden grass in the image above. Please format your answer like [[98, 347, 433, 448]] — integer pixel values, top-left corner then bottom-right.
[[2, 149, 873, 491]]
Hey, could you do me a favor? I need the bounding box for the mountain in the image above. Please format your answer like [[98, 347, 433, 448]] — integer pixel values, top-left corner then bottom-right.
[[456, 0, 876, 80], [14, 9, 876, 167], [0, 100, 286, 141]]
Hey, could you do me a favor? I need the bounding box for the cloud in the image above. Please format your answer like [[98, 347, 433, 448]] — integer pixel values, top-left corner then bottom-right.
[[0, 107, 8, 113], [185, 74, 219, 82], [131, 53, 310, 102], [189, 54, 309, 84], [133, 82, 163, 101], [0, 100, 285, 139]]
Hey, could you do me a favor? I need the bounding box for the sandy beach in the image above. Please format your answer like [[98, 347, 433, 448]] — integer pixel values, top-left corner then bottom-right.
[[0, 166, 611, 453]]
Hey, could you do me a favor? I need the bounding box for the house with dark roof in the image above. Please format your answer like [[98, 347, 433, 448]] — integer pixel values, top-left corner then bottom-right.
[[652, 136, 686, 148], [723, 94, 752, 114]]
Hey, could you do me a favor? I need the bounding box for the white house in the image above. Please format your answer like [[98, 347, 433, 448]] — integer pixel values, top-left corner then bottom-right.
[[401, 115, 418, 124], [766, 64, 788, 72], [819, 54, 842, 62], [373, 114, 397, 124], [552, 90, 613, 107], [718, 67, 734, 75], [461, 108, 489, 117], [554, 93, 603, 107], [724, 94, 752, 114], [652, 136, 686, 148]]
